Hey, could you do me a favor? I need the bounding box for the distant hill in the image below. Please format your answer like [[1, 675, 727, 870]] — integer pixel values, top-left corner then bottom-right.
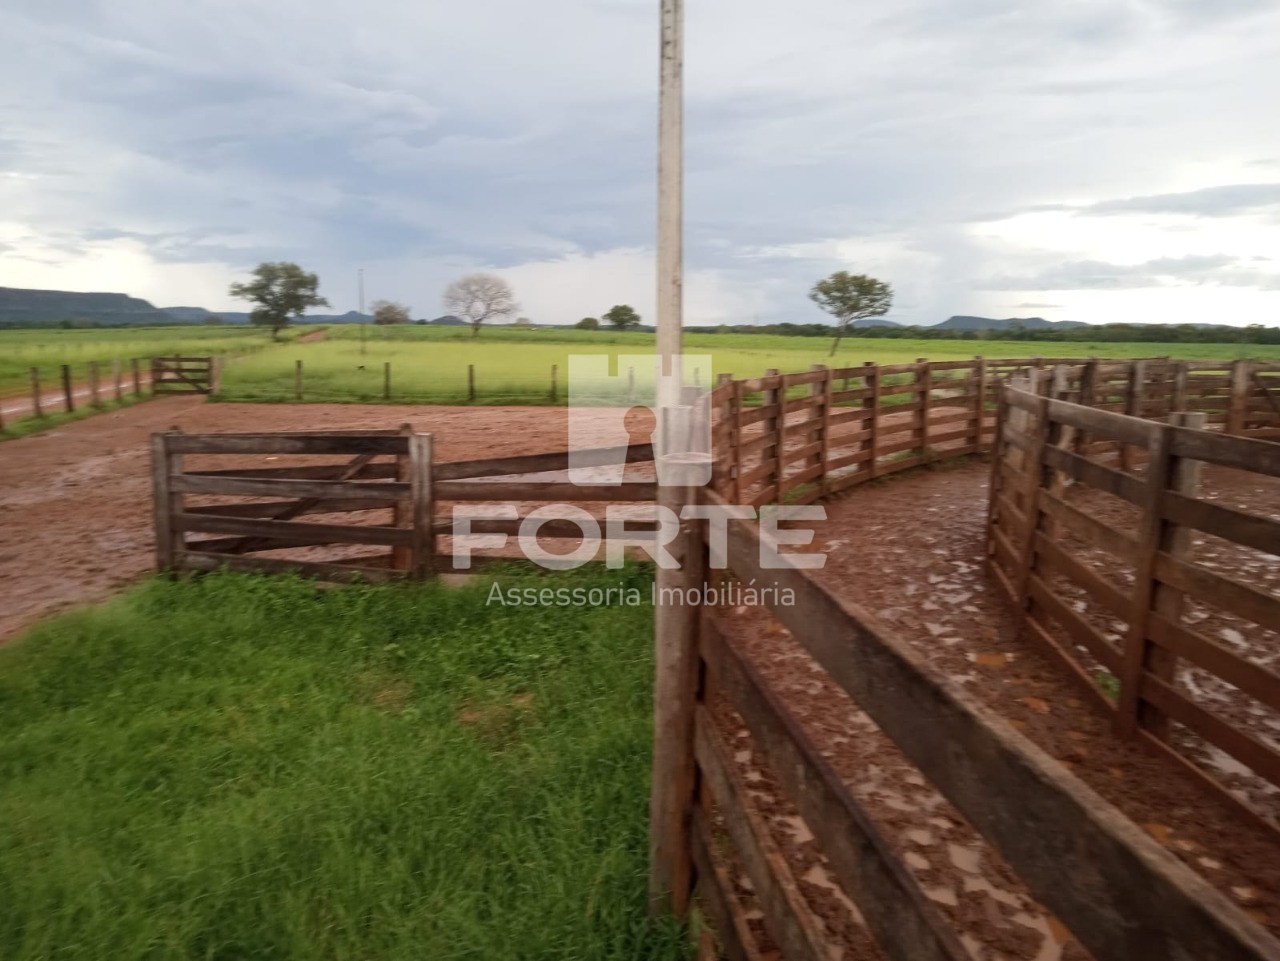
[[850, 317, 900, 328], [0, 286, 179, 326], [936, 315, 1090, 331], [431, 315, 469, 326]]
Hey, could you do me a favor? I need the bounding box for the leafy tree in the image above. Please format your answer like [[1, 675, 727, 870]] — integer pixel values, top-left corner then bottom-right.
[[576, 316, 600, 330], [442, 273, 518, 337], [603, 304, 641, 330], [229, 262, 329, 340], [808, 271, 893, 356], [371, 299, 411, 325]]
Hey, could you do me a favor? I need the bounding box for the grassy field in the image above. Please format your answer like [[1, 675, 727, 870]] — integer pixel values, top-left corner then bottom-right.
[[0, 326, 295, 396], [0, 566, 688, 961], [217, 324, 1280, 405]]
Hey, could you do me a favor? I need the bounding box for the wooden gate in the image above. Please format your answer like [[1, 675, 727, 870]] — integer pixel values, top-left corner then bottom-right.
[[151, 356, 216, 394]]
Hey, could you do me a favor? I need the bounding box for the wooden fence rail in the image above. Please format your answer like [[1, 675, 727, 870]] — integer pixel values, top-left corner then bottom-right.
[[986, 381, 1280, 832], [709, 356, 1280, 507]]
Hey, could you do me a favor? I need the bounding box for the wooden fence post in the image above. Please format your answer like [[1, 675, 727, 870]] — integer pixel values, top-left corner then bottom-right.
[[775, 372, 791, 500], [384, 362, 392, 401], [211, 357, 223, 394], [132, 358, 141, 396], [89, 362, 101, 407], [1227, 358, 1250, 435], [819, 365, 833, 494], [627, 366, 636, 403], [1013, 394, 1053, 608], [1115, 411, 1206, 739], [113, 359, 123, 402], [468, 364, 476, 402], [732, 380, 745, 503], [649, 433, 709, 916], [972, 356, 987, 451], [390, 424, 413, 572], [550, 364, 558, 402], [917, 358, 932, 462], [61, 364, 74, 412], [762, 368, 781, 501], [865, 361, 880, 479], [1171, 361, 1189, 412], [1119, 360, 1143, 470], [150, 430, 182, 571], [30, 367, 42, 418], [409, 433, 435, 579], [294, 360, 303, 401], [983, 385, 1009, 564]]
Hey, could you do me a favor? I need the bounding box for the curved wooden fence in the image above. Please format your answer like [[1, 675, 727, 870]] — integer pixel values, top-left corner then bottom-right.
[[986, 380, 1280, 832]]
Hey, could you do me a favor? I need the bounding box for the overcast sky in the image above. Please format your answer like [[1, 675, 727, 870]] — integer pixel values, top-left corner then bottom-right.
[[2, 0, 1279, 327]]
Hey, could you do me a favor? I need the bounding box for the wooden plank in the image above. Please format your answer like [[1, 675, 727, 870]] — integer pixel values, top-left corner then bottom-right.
[[1148, 613, 1280, 713], [1041, 446, 1147, 505], [1034, 533, 1132, 618], [691, 817, 765, 961], [702, 622, 970, 961], [434, 480, 656, 502], [433, 443, 654, 481], [1027, 574, 1122, 673], [173, 512, 413, 546], [1140, 676, 1280, 787], [436, 515, 659, 537], [172, 474, 409, 501], [185, 463, 399, 481], [176, 549, 401, 584], [167, 434, 409, 455], [1168, 427, 1280, 478], [713, 503, 1280, 961], [1155, 552, 1280, 634], [1038, 489, 1139, 564], [221, 452, 380, 555], [694, 712, 832, 961], [185, 498, 395, 519]]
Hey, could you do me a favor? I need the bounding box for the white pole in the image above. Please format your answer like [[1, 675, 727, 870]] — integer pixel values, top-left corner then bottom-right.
[[656, 0, 683, 405]]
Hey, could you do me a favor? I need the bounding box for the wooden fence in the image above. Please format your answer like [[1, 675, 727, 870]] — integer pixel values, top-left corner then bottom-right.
[[152, 428, 657, 580], [651, 493, 1279, 961], [152, 355, 218, 394], [985, 380, 1280, 833], [705, 356, 1280, 507]]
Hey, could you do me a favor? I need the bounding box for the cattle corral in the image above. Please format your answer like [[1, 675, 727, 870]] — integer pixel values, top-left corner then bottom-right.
[[3, 355, 1280, 960]]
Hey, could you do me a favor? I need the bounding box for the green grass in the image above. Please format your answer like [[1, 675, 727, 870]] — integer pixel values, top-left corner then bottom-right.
[[0, 326, 300, 396], [218, 325, 1280, 406], [0, 566, 689, 961]]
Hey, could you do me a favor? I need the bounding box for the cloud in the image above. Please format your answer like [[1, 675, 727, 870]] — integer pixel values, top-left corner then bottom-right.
[[975, 254, 1280, 292], [0, 0, 1279, 328], [1084, 184, 1280, 218]]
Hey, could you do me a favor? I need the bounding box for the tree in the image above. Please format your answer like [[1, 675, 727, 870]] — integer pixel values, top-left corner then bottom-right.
[[808, 271, 893, 356], [372, 299, 411, 325], [229, 262, 329, 340], [603, 304, 641, 330], [576, 316, 600, 330], [442, 273, 518, 337]]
